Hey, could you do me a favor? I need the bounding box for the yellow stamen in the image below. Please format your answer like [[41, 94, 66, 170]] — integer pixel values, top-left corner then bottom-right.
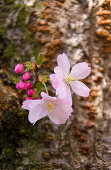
[[47, 104, 53, 112], [75, 78, 78, 80], [66, 76, 74, 82]]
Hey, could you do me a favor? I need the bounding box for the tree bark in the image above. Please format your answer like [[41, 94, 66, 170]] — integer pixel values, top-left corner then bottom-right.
[[0, 0, 111, 169]]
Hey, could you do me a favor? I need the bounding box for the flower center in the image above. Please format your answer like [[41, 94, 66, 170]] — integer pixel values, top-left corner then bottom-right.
[[66, 76, 74, 82], [47, 104, 54, 112]]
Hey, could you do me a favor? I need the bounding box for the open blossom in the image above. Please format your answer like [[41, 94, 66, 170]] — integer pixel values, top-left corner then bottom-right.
[[50, 53, 91, 105], [15, 63, 24, 73], [23, 71, 30, 81], [22, 92, 73, 125]]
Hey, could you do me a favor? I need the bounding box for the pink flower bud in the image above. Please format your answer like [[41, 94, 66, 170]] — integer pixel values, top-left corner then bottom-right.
[[26, 81, 32, 89], [19, 80, 27, 90], [26, 97, 33, 100], [23, 71, 31, 81], [36, 97, 39, 100], [27, 89, 34, 96], [15, 64, 24, 73], [16, 82, 20, 89]]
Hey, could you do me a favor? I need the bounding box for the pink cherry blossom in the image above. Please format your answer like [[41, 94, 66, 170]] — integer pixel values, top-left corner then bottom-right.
[[50, 53, 91, 105], [27, 89, 34, 96], [19, 80, 27, 90], [22, 92, 73, 125], [26, 97, 33, 100], [26, 81, 32, 89], [23, 71, 31, 81], [15, 63, 24, 73]]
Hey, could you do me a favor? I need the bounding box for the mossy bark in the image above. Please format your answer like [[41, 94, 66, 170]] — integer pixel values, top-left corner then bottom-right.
[[0, 0, 111, 169]]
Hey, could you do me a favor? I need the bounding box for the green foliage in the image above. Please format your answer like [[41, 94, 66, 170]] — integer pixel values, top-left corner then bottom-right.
[[37, 53, 45, 67], [4, 44, 14, 58], [0, 26, 6, 36], [17, 7, 29, 29], [12, 76, 19, 84], [13, 3, 21, 9], [7, 0, 14, 5], [41, 75, 49, 83], [24, 31, 33, 42], [36, 82, 43, 95], [26, 61, 32, 70]]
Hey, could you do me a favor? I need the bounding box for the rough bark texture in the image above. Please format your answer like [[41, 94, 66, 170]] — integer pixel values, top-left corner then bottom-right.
[[0, 0, 111, 169]]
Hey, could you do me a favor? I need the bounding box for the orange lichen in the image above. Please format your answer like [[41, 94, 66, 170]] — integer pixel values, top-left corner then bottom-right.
[[81, 146, 91, 155], [96, 28, 109, 37], [97, 10, 111, 15], [38, 39, 48, 45], [98, 66, 104, 72], [87, 120, 95, 128], [37, 26, 51, 32], [79, 136, 87, 142], [107, 35, 111, 41], [98, 19, 111, 25], [102, 0, 111, 5], [37, 20, 47, 25], [55, 1, 63, 7], [43, 2, 51, 8]]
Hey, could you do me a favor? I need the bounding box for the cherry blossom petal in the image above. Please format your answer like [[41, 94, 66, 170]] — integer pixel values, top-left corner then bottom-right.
[[41, 92, 56, 101], [65, 85, 72, 105], [28, 102, 48, 124], [22, 100, 32, 110], [54, 66, 64, 80], [56, 82, 67, 98], [50, 74, 59, 89], [57, 53, 70, 75], [70, 62, 91, 80], [70, 80, 90, 97], [48, 100, 72, 124]]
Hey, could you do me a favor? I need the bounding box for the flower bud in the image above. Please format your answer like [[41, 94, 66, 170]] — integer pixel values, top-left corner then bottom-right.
[[26, 97, 33, 100], [15, 63, 24, 73], [26, 81, 32, 89], [23, 71, 31, 81], [27, 89, 34, 96], [19, 80, 27, 90], [16, 82, 20, 89]]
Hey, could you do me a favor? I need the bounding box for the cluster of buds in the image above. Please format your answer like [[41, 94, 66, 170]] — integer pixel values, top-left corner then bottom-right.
[[15, 63, 34, 100]]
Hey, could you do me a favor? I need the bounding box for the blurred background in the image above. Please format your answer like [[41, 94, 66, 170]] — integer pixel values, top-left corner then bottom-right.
[[0, 0, 111, 169]]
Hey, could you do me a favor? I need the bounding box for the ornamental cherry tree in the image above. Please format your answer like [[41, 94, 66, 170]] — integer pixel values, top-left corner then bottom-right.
[[15, 53, 91, 125]]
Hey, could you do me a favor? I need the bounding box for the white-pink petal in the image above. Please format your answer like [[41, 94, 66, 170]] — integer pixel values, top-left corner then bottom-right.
[[70, 62, 91, 80], [70, 80, 90, 97], [50, 74, 59, 89], [28, 102, 48, 124], [54, 66, 64, 80], [56, 82, 67, 98], [22, 100, 32, 110], [57, 53, 70, 75], [48, 99, 72, 124], [65, 85, 72, 105]]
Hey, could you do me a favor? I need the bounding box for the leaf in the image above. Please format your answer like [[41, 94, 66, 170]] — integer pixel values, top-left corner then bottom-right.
[[12, 77, 19, 84], [26, 61, 32, 70], [37, 53, 45, 67], [41, 75, 49, 83], [24, 68, 28, 72], [36, 82, 43, 95]]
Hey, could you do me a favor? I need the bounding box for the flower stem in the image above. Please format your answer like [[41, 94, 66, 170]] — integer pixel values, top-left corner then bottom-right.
[[42, 82, 49, 95]]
